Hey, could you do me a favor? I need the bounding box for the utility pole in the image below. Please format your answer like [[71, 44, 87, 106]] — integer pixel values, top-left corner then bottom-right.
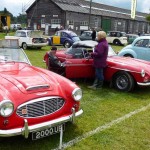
[[88, 0, 92, 30]]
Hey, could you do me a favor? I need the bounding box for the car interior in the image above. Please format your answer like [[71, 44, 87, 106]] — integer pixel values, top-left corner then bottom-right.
[[66, 47, 93, 59], [134, 39, 150, 48]]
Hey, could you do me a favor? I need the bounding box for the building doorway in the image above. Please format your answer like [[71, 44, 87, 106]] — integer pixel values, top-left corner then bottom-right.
[[102, 18, 111, 33]]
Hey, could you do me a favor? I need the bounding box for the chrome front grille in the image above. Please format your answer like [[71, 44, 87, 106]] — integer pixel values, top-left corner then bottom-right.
[[16, 97, 65, 118]]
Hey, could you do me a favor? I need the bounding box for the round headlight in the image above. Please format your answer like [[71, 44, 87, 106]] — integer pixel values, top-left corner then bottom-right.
[[72, 88, 82, 101], [0, 100, 14, 117]]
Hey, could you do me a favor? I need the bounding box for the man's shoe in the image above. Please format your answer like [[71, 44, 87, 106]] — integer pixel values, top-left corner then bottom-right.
[[88, 85, 97, 90]]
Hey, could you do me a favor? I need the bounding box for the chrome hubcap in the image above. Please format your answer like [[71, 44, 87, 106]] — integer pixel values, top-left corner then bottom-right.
[[65, 42, 70, 48], [116, 75, 128, 90]]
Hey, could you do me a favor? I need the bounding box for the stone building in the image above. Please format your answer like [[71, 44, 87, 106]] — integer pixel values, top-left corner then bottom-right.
[[26, 0, 150, 35]]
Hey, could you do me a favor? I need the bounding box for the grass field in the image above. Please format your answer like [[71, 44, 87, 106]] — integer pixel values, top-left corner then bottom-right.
[[0, 33, 150, 150]]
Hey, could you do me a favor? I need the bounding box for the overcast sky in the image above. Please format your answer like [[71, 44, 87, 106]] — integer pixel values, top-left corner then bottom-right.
[[0, 0, 149, 16]]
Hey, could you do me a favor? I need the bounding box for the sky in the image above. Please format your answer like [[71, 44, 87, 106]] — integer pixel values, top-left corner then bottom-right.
[[0, 0, 150, 16]]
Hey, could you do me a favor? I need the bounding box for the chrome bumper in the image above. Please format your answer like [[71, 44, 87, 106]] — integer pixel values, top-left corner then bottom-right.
[[137, 82, 150, 86], [28, 43, 48, 47], [0, 108, 83, 138]]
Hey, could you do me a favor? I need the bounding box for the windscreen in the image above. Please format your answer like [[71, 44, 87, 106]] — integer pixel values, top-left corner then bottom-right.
[[0, 48, 31, 64]]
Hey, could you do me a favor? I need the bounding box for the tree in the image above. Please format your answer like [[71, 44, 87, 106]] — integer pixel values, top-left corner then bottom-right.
[[4, 7, 8, 13], [146, 15, 150, 24], [16, 13, 27, 25]]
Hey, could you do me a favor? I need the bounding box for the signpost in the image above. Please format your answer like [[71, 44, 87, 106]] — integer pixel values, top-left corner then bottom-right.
[[88, 0, 92, 30], [131, 0, 137, 19]]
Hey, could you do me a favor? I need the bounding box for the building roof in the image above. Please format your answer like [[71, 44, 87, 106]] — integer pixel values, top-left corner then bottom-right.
[[26, 0, 148, 22], [0, 10, 11, 15]]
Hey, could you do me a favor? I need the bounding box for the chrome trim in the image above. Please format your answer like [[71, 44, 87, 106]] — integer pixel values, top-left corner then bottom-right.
[[137, 82, 150, 86], [107, 65, 141, 74], [22, 119, 29, 139], [72, 88, 82, 101], [0, 109, 83, 138], [17, 96, 65, 118], [17, 96, 61, 109], [26, 84, 50, 91], [0, 100, 14, 117], [71, 108, 76, 124]]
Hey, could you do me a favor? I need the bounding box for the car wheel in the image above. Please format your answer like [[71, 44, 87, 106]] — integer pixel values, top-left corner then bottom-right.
[[113, 71, 135, 92], [113, 40, 121, 45], [64, 41, 71, 48], [124, 54, 134, 58], [37, 47, 42, 49], [22, 43, 28, 50]]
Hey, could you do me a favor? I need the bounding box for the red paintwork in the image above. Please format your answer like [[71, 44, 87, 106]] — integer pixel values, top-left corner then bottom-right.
[[0, 62, 80, 130], [52, 50, 150, 84]]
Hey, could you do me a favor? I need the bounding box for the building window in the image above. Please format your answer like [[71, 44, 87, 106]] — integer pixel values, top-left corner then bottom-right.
[[80, 21, 88, 26], [142, 23, 145, 33], [51, 19, 61, 24], [41, 18, 45, 24], [135, 22, 139, 33], [69, 20, 74, 25], [129, 21, 133, 33], [114, 20, 118, 31]]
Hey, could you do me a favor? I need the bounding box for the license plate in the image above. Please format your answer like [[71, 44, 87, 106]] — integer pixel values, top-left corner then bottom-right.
[[32, 124, 65, 140]]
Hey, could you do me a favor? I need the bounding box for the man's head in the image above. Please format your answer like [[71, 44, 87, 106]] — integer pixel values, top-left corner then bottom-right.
[[50, 46, 57, 55], [97, 31, 107, 41]]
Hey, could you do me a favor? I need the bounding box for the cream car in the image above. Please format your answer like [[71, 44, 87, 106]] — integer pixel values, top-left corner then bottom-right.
[[106, 31, 128, 45]]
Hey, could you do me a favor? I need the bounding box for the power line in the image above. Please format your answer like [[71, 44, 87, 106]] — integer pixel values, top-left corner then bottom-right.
[[23, 0, 35, 11]]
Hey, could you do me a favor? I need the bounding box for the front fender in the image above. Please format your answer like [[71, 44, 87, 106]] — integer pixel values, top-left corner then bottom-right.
[[63, 38, 72, 44], [118, 49, 137, 58]]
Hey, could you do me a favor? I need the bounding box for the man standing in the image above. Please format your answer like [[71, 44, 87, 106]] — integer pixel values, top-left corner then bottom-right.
[[91, 28, 96, 41], [88, 31, 108, 90]]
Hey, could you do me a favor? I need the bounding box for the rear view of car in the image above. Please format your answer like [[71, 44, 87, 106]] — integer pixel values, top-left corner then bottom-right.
[[5, 30, 48, 50]]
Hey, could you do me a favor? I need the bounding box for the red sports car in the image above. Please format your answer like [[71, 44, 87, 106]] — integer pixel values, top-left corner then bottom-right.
[[45, 41, 150, 92], [0, 40, 83, 140]]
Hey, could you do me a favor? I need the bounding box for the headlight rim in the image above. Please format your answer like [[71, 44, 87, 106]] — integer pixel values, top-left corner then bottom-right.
[[0, 100, 14, 117], [72, 88, 82, 102]]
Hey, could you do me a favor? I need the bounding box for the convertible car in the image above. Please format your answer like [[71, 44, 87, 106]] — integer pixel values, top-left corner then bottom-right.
[[0, 39, 83, 140], [45, 41, 150, 92]]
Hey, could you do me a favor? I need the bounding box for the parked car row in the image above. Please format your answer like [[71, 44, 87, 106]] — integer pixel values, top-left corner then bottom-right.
[[78, 31, 139, 46], [4, 29, 144, 50]]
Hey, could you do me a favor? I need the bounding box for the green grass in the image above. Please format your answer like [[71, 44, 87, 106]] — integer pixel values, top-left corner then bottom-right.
[[0, 32, 15, 39], [0, 33, 150, 150]]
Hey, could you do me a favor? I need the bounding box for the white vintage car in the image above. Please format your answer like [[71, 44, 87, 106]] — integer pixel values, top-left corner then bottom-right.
[[106, 31, 128, 46], [5, 30, 48, 49]]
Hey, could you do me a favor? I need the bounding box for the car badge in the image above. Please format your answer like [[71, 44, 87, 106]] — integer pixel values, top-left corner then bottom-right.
[[22, 109, 27, 115]]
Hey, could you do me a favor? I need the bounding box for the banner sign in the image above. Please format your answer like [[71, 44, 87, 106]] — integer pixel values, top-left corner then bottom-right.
[[131, 0, 137, 19]]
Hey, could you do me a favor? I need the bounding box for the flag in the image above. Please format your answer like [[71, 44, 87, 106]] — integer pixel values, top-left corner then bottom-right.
[[131, 0, 137, 19]]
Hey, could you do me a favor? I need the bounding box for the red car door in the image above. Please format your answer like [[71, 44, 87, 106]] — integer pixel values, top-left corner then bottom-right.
[[65, 48, 95, 78]]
